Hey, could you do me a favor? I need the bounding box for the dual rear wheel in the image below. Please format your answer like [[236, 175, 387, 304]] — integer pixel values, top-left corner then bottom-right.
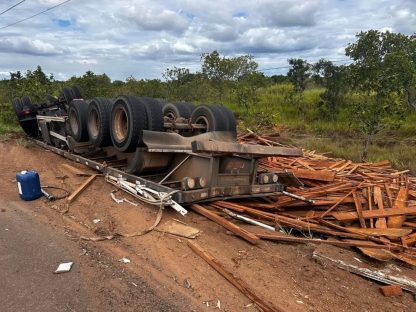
[[67, 95, 237, 152]]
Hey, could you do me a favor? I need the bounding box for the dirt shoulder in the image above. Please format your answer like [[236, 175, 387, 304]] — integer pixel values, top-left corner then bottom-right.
[[0, 138, 414, 312]]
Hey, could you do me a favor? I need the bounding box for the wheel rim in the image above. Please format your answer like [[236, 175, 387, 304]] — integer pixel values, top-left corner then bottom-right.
[[194, 115, 209, 132], [113, 105, 128, 142], [69, 109, 79, 135], [88, 108, 100, 139], [166, 110, 176, 120]]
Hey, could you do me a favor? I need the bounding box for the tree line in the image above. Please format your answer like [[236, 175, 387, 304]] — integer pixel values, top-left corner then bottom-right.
[[1, 29, 415, 158]]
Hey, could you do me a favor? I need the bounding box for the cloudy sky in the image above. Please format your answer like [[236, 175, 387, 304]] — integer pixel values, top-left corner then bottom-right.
[[0, 0, 414, 80]]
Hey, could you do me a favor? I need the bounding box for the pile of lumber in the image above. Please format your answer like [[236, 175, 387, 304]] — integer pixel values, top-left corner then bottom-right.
[[193, 132, 416, 266]]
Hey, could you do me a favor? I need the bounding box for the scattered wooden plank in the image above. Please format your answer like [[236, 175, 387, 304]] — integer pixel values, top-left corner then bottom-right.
[[65, 174, 97, 210], [258, 233, 397, 249], [367, 187, 374, 228], [387, 187, 408, 228], [320, 182, 366, 218], [290, 167, 336, 182], [331, 206, 416, 222], [352, 191, 366, 228], [345, 227, 412, 238], [191, 204, 260, 245], [187, 241, 283, 312], [384, 183, 394, 208], [374, 186, 387, 229]]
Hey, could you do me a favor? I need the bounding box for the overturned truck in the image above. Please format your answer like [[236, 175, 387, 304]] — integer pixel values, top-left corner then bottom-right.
[[11, 86, 303, 213]]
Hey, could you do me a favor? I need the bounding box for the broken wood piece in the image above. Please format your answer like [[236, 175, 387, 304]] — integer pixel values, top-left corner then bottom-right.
[[352, 191, 366, 228], [387, 187, 408, 228], [65, 174, 97, 211], [356, 246, 395, 261], [191, 204, 260, 245], [380, 285, 402, 297], [156, 220, 200, 239], [374, 186, 387, 229], [402, 233, 416, 247], [187, 241, 283, 312]]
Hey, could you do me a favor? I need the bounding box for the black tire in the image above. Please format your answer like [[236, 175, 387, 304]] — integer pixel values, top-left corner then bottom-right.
[[87, 97, 113, 147], [62, 87, 75, 105], [190, 105, 228, 133], [163, 102, 195, 120], [178, 102, 196, 117], [216, 105, 237, 133], [141, 97, 164, 132], [21, 96, 35, 109], [68, 99, 89, 142], [72, 85, 83, 99], [110, 95, 148, 152], [12, 98, 23, 116]]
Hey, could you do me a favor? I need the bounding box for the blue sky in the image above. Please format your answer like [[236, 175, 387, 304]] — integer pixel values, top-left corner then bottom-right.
[[0, 0, 414, 80]]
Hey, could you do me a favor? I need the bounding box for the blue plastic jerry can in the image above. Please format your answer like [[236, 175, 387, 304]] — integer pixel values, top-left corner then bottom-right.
[[16, 170, 42, 201]]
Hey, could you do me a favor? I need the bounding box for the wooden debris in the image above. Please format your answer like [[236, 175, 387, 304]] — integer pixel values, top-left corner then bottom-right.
[[387, 187, 408, 228], [190, 204, 260, 245], [65, 174, 97, 211], [191, 132, 416, 267], [156, 220, 200, 239], [187, 241, 283, 312], [380, 285, 402, 297]]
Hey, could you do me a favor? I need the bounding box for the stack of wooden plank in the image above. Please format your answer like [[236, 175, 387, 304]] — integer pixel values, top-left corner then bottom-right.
[[192, 132, 416, 266]]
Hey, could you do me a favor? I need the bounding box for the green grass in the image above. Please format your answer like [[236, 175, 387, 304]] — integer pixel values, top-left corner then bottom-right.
[[288, 134, 416, 174], [0, 123, 21, 136]]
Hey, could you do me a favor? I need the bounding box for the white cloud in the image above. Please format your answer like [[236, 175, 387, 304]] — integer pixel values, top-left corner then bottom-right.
[[0, 0, 413, 79], [0, 37, 62, 55]]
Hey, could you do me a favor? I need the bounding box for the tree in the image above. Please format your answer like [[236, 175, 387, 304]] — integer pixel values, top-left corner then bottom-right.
[[200, 51, 258, 101], [200, 50, 258, 82], [8, 66, 54, 103], [345, 30, 414, 159], [287, 58, 311, 118], [234, 72, 269, 112], [287, 58, 311, 93], [67, 71, 112, 98], [346, 30, 416, 109], [312, 59, 346, 119]]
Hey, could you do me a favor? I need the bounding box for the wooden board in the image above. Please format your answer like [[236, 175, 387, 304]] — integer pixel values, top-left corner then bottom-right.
[[387, 187, 408, 228], [345, 227, 412, 238], [65, 174, 97, 210], [290, 168, 336, 182], [187, 241, 282, 312], [374, 186, 387, 229], [331, 206, 416, 221], [191, 204, 260, 245]]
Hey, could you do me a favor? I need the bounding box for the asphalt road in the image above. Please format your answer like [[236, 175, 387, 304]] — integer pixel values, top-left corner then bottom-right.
[[0, 200, 90, 312]]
